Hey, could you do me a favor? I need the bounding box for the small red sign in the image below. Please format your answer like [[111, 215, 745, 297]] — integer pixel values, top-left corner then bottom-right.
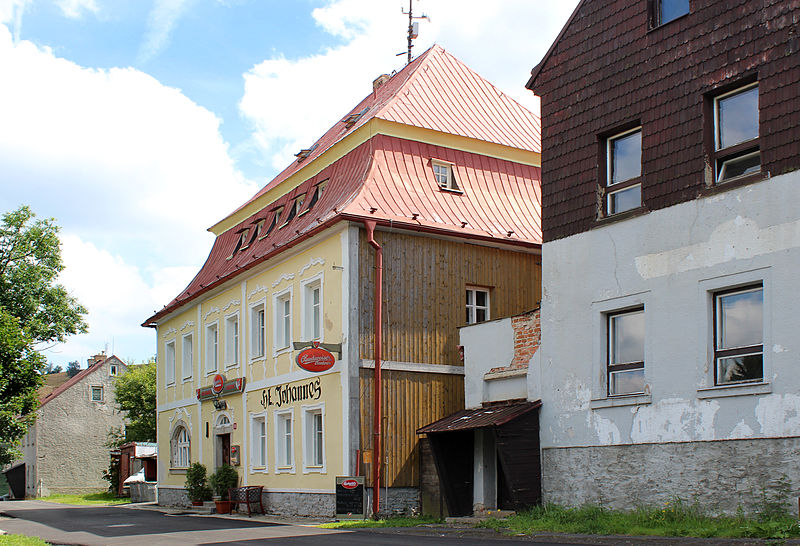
[[212, 374, 225, 394], [342, 479, 358, 489], [296, 342, 335, 373]]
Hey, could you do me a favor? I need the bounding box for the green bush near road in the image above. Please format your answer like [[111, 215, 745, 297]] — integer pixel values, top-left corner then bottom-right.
[[477, 501, 800, 540], [0, 535, 49, 546], [320, 516, 443, 529]]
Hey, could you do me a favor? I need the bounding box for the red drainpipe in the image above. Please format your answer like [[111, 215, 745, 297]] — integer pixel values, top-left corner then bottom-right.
[[364, 220, 383, 518]]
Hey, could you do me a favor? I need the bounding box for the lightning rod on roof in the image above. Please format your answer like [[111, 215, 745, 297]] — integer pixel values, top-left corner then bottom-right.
[[400, 0, 428, 64]]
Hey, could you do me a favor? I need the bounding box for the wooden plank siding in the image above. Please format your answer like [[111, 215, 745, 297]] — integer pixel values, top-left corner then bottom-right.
[[358, 229, 541, 366], [359, 369, 465, 487]]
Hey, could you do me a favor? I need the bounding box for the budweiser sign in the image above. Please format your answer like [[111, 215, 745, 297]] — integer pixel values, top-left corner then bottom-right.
[[341, 479, 358, 489], [296, 341, 335, 373]]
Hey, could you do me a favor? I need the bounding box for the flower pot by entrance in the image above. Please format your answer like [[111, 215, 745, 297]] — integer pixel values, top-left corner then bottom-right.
[[214, 500, 232, 514]]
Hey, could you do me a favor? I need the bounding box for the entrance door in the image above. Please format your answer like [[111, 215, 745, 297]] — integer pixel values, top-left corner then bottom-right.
[[217, 433, 231, 467]]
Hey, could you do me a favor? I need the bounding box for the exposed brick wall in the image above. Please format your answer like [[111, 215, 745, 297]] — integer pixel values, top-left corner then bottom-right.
[[528, 0, 800, 242], [488, 308, 540, 374]]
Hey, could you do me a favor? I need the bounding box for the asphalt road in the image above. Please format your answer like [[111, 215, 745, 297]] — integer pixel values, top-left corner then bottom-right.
[[0, 500, 566, 545]]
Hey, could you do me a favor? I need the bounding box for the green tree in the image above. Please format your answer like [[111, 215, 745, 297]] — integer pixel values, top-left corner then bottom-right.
[[0, 206, 87, 344], [114, 361, 156, 442], [65, 360, 81, 378], [43, 362, 63, 374], [0, 309, 45, 464]]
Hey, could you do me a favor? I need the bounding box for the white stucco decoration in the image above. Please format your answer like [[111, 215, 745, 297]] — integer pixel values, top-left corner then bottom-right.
[[222, 299, 240, 313], [271, 273, 295, 288], [179, 321, 195, 332], [248, 285, 268, 300], [162, 327, 177, 339], [635, 217, 800, 279], [298, 257, 325, 276], [755, 394, 800, 437], [169, 407, 192, 434], [630, 398, 719, 443], [203, 306, 220, 321]]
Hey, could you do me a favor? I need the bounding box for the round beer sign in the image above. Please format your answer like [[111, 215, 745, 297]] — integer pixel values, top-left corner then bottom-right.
[[342, 479, 358, 489], [212, 374, 225, 394], [296, 342, 335, 373]]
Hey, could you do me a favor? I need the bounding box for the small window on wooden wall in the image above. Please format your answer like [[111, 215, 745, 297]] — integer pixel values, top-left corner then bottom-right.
[[466, 287, 490, 324], [602, 127, 642, 217], [711, 83, 760, 184]]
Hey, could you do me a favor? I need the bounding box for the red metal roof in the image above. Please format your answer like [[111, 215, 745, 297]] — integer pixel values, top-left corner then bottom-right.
[[144, 45, 542, 327], [417, 399, 542, 434]]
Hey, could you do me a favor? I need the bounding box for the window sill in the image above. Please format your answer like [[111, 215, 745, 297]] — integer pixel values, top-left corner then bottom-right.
[[590, 393, 652, 409], [182, 377, 193, 383], [594, 206, 649, 227], [438, 187, 463, 195], [303, 466, 326, 474], [224, 363, 239, 370], [701, 171, 766, 197], [169, 468, 188, 475], [697, 382, 771, 399], [273, 346, 292, 357], [275, 466, 295, 474]]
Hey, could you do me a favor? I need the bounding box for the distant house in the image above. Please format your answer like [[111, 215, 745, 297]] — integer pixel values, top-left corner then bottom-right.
[[526, 0, 800, 512], [18, 353, 127, 497], [144, 44, 543, 516]]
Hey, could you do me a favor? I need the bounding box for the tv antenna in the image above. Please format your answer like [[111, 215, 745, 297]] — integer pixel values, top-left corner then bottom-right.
[[398, 0, 428, 64]]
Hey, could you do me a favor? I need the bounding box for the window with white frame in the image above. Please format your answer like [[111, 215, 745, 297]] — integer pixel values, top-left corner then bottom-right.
[[205, 322, 218, 374], [90, 385, 103, 402], [651, 0, 689, 27], [274, 291, 292, 351], [109, 364, 118, 376], [182, 333, 193, 380], [275, 410, 294, 471], [250, 302, 266, 359], [225, 314, 239, 367], [303, 279, 322, 341], [171, 425, 191, 468], [303, 405, 325, 471], [465, 287, 490, 324], [605, 128, 642, 215], [252, 415, 267, 469], [713, 83, 760, 183], [607, 308, 645, 396], [714, 285, 763, 385], [165, 340, 176, 385], [432, 160, 459, 191]]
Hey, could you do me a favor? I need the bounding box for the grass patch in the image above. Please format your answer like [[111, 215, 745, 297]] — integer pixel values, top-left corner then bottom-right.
[[0, 535, 49, 546], [476, 501, 800, 540], [320, 516, 443, 529], [39, 491, 130, 506]]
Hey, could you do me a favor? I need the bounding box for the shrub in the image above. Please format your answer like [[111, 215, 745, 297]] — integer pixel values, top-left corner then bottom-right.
[[209, 464, 239, 501], [184, 463, 212, 503]]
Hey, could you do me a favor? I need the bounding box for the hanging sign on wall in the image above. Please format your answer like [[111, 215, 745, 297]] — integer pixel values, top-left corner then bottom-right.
[[197, 375, 246, 401], [296, 341, 336, 373]]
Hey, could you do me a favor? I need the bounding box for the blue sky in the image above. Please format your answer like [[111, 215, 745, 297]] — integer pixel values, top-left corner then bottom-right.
[[0, 0, 578, 369]]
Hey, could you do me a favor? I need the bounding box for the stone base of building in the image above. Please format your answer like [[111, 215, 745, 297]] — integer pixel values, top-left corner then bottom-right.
[[542, 437, 800, 515], [157, 486, 420, 517]]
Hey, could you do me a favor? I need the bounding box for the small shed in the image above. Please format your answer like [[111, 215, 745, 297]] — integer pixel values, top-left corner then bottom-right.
[[117, 442, 157, 497], [417, 400, 542, 516]]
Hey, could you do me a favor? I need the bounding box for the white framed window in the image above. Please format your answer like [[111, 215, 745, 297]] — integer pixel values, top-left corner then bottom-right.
[[274, 409, 295, 473], [714, 285, 763, 385], [605, 127, 642, 215], [225, 313, 239, 368], [205, 322, 218, 374], [165, 339, 176, 386], [109, 364, 118, 376], [302, 403, 325, 473], [251, 414, 267, 470], [302, 276, 323, 341], [90, 385, 103, 402], [250, 300, 266, 359], [274, 289, 292, 353], [465, 287, 490, 324], [607, 308, 645, 396], [171, 425, 191, 468], [713, 83, 760, 183], [432, 160, 459, 191], [181, 333, 193, 380]]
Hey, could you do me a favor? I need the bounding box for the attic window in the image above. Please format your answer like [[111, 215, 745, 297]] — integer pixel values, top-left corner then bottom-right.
[[307, 179, 328, 211], [432, 160, 459, 191], [109, 364, 117, 376], [650, 0, 689, 27], [260, 207, 283, 239], [227, 228, 249, 259], [280, 197, 300, 227], [343, 108, 369, 128], [297, 194, 309, 217], [295, 143, 318, 163], [248, 219, 265, 245]]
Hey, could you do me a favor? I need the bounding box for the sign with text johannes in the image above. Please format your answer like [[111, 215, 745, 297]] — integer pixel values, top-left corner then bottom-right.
[[296, 341, 335, 373]]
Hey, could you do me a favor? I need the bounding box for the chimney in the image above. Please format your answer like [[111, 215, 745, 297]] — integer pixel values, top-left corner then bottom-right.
[[372, 74, 391, 92], [87, 351, 107, 367]]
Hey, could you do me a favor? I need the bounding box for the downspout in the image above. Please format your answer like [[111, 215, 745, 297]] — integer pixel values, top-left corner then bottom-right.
[[364, 220, 383, 518]]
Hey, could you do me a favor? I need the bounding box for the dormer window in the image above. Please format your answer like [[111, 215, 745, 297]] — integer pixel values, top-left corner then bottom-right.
[[260, 207, 283, 239], [248, 219, 265, 245], [651, 0, 689, 27], [227, 228, 249, 259], [295, 144, 318, 163], [343, 108, 368, 128], [281, 198, 299, 228], [295, 195, 307, 216], [432, 160, 459, 191]]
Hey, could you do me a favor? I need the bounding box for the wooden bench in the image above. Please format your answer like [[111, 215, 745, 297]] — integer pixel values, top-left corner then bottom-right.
[[228, 486, 264, 516]]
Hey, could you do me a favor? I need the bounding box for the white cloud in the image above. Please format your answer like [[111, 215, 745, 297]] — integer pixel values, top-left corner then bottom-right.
[[0, 0, 30, 41], [55, 0, 98, 18], [138, 0, 193, 64], [239, 0, 578, 168], [0, 22, 256, 363]]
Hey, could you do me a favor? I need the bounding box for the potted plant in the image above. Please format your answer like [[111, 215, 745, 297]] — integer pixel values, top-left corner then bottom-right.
[[209, 464, 239, 514], [184, 462, 212, 506]]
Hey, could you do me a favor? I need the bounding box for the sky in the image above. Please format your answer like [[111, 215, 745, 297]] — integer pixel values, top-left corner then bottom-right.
[[0, 0, 579, 369]]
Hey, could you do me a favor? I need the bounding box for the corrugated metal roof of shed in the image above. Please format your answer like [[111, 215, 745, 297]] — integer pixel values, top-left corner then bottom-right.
[[417, 399, 542, 434]]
